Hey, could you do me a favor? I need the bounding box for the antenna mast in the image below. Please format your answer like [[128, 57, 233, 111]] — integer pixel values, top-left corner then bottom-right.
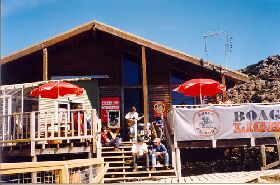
[[203, 31, 232, 69]]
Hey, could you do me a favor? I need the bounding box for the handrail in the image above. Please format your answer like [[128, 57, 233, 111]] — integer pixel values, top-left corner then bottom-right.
[[0, 109, 96, 118], [163, 118, 177, 175], [0, 109, 100, 154], [0, 158, 105, 184], [90, 163, 109, 184], [0, 158, 104, 172], [167, 102, 280, 113]]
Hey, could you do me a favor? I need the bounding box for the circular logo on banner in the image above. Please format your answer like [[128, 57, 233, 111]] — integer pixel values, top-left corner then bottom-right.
[[193, 110, 220, 136]]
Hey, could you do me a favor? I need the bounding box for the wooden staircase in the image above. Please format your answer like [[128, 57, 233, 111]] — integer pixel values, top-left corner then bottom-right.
[[102, 141, 176, 183]]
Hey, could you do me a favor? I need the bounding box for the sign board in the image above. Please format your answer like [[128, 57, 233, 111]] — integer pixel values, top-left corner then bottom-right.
[[101, 97, 120, 123], [153, 101, 166, 117], [169, 104, 280, 141]]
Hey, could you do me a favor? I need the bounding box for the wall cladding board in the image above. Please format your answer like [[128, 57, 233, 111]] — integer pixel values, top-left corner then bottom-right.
[[148, 85, 171, 121], [2, 52, 43, 85], [48, 31, 122, 86]]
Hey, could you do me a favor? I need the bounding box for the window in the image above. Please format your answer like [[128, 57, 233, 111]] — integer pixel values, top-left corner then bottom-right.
[[123, 53, 142, 86], [172, 91, 194, 105], [124, 88, 143, 114], [170, 71, 194, 105], [171, 74, 186, 85]]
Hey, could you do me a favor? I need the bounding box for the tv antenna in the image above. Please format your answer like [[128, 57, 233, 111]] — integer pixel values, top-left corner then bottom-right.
[[203, 31, 233, 69]]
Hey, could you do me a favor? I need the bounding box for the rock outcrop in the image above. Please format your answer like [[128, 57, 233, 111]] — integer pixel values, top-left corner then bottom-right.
[[227, 55, 280, 103]]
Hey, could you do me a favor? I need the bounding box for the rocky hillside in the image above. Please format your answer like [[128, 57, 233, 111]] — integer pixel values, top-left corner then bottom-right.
[[227, 55, 280, 103]]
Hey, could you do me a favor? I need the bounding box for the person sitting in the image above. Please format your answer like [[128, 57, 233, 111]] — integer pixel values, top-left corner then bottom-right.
[[151, 138, 170, 171], [125, 106, 138, 141], [131, 137, 150, 172], [108, 128, 121, 141], [100, 127, 121, 151]]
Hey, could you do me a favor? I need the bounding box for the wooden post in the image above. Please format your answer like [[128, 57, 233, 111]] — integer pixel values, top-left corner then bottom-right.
[[97, 120, 102, 159], [100, 162, 105, 183], [88, 152, 93, 182], [251, 137, 256, 147], [43, 48, 48, 81], [222, 74, 226, 98], [59, 164, 69, 183], [91, 109, 97, 153], [175, 148, 182, 178], [2, 89, 5, 141], [276, 137, 280, 161], [260, 145, 267, 168], [212, 139, 217, 148], [141, 46, 149, 124], [30, 112, 37, 183]]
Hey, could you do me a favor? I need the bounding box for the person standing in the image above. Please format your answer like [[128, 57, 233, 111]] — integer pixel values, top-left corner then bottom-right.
[[73, 104, 84, 132], [151, 138, 170, 171], [131, 137, 150, 172], [125, 106, 139, 141], [215, 95, 223, 104]]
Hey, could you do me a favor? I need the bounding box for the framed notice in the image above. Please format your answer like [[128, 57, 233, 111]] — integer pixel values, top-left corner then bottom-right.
[[101, 97, 120, 123], [107, 110, 120, 128]]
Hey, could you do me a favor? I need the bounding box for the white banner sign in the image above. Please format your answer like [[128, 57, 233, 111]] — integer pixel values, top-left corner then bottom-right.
[[171, 104, 280, 141]]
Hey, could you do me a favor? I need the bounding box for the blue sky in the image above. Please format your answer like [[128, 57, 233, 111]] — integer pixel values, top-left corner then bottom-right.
[[1, 0, 279, 70]]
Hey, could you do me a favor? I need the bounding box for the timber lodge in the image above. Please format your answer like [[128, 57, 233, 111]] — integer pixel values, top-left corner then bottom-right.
[[0, 20, 249, 123], [5, 21, 280, 184]]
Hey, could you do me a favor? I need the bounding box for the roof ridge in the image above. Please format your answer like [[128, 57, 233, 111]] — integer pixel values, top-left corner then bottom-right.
[[0, 20, 248, 81]]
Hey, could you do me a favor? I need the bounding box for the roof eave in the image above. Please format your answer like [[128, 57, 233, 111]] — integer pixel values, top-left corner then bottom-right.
[[0, 20, 249, 83]]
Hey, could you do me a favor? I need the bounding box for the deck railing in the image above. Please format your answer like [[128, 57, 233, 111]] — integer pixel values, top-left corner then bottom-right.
[[0, 109, 101, 155], [0, 158, 107, 184]]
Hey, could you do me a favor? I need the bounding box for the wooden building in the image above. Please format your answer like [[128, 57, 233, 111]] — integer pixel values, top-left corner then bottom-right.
[[0, 20, 249, 125]]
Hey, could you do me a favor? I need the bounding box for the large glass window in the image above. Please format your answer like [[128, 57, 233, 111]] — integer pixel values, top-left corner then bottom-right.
[[124, 88, 143, 114], [172, 91, 194, 105], [171, 71, 194, 105], [123, 53, 142, 86]]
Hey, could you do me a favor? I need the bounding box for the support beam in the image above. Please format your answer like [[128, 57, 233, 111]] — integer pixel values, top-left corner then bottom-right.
[[141, 46, 149, 123], [222, 74, 226, 99], [260, 145, 267, 168], [43, 48, 48, 81], [31, 155, 37, 183], [2, 89, 5, 141], [175, 148, 182, 178]]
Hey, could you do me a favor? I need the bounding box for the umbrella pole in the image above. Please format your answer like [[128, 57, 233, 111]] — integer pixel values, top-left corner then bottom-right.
[[200, 81, 203, 105], [57, 80, 61, 99]]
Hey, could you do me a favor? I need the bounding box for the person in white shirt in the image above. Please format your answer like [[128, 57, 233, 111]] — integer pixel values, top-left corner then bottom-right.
[[131, 137, 149, 172], [125, 106, 138, 141]]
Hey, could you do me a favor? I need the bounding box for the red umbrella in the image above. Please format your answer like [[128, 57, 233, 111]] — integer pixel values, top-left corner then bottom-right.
[[175, 78, 226, 103], [30, 81, 84, 99]]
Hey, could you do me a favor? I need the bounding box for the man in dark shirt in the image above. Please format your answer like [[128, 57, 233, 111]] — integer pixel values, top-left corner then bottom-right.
[[151, 138, 170, 171], [100, 126, 121, 151]]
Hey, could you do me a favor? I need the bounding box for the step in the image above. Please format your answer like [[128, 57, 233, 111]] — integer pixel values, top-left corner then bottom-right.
[[108, 166, 146, 170], [107, 165, 172, 169], [104, 175, 176, 182], [122, 140, 150, 144], [103, 156, 132, 159], [107, 161, 128, 164], [102, 151, 133, 154], [106, 169, 175, 175], [102, 146, 132, 149]]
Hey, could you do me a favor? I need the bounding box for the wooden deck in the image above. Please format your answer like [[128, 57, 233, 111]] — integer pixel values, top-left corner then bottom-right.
[[131, 169, 280, 183]]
